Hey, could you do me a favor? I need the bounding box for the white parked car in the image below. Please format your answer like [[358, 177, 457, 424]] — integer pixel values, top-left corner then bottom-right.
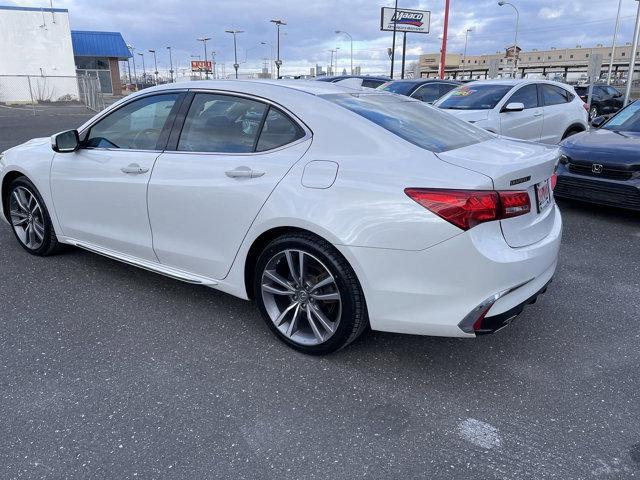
[[435, 79, 589, 144], [0, 81, 561, 355]]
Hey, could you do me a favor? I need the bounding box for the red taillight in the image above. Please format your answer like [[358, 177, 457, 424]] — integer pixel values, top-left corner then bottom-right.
[[582, 102, 589, 113], [550, 173, 558, 190], [405, 188, 530, 231], [499, 191, 531, 218]]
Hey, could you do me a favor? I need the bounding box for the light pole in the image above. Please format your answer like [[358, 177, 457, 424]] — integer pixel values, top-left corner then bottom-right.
[[335, 30, 353, 75], [623, 0, 640, 106], [261, 41, 274, 78], [148, 49, 158, 85], [330, 49, 336, 75], [138, 52, 146, 85], [197, 37, 212, 79], [607, 0, 624, 85], [498, 1, 520, 78], [211, 51, 217, 79], [225, 30, 243, 79], [270, 19, 286, 78], [462, 28, 473, 78], [335, 47, 341, 75], [128, 45, 138, 90], [166, 46, 174, 82]]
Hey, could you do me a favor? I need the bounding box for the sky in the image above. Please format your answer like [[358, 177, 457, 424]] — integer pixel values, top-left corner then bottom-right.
[[8, 0, 640, 76]]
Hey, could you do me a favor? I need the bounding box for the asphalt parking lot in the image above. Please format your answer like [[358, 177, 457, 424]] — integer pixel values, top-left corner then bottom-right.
[[1, 106, 639, 479]]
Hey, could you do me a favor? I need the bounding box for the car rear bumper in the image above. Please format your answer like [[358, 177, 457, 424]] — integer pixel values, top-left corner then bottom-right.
[[555, 167, 640, 211], [336, 205, 562, 338]]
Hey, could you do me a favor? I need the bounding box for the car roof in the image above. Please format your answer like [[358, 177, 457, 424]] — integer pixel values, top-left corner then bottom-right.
[[317, 75, 389, 82], [464, 79, 574, 89], [385, 78, 460, 84], [130, 79, 366, 97]]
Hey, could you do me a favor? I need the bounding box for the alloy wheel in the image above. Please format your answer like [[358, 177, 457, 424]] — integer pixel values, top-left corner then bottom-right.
[[261, 249, 342, 346], [589, 107, 598, 120], [9, 186, 45, 250]]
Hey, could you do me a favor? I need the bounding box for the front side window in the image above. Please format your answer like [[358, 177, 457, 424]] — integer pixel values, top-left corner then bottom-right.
[[324, 93, 493, 153], [436, 84, 513, 110], [84, 93, 180, 150], [411, 83, 441, 103], [542, 85, 571, 106], [506, 84, 539, 109], [178, 94, 267, 153]]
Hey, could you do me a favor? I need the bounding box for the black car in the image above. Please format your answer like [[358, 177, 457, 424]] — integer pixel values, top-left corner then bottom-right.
[[378, 78, 461, 103], [556, 100, 640, 211], [315, 75, 389, 89], [574, 84, 624, 120]]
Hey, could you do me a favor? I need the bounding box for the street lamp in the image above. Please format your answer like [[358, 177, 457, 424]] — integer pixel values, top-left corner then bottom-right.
[[498, 1, 520, 78], [623, 0, 640, 106], [148, 49, 158, 85], [270, 19, 286, 79], [127, 44, 138, 90], [335, 47, 341, 75], [166, 46, 174, 82], [335, 30, 353, 75], [137, 52, 146, 85], [462, 28, 473, 79], [197, 36, 212, 79], [225, 30, 243, 79], [261, 41, 275, 78]]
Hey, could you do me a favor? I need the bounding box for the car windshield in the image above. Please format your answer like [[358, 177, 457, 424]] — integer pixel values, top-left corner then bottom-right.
[[603, 101, 640, 132], [436, 84, 513, 110], [379, 81, 416, 95], [323, 93, 493, 153]]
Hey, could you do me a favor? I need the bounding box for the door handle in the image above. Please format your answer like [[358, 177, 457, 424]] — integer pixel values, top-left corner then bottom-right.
[[121, 163, 149, 174], [533, 111, 543, 117], [225, 166, 265, 179]]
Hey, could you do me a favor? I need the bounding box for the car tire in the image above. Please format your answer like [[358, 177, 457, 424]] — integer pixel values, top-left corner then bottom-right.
[[5, 176, 63, 256], [562, 127, 584, 140], [589, 106, 599, 121], [253, 232, 368, 355]]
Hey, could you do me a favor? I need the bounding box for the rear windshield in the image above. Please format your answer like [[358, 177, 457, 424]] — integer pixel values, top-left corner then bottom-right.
[[323, 93, 493, 153], [436, 84, 512, 110], [574, 86, 588, 96], [379, 81, 415, 95], [603, 101, 640, 132]]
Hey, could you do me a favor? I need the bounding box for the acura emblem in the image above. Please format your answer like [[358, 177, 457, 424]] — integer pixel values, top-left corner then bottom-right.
[[592, 164, 603, 174]]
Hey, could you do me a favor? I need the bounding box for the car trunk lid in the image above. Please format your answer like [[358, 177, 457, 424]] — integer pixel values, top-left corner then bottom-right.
[[436, 137, 559, 247]]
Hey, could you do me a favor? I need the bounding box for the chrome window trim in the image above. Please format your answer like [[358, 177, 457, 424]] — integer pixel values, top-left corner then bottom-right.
[[77, 88, 312, 155], [171, 89, 313, 155]]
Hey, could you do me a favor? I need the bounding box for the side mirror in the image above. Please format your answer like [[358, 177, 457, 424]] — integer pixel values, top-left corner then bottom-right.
[[503, 102, 525, 112], [590, 116, 607, 129], [51, 130, 80, 153]]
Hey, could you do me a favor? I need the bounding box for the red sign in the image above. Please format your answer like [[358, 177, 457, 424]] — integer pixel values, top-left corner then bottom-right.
[[191, 60, 212, 72]]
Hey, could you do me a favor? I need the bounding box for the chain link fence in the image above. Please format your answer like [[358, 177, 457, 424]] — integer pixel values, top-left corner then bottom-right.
[[0, 74, 105, 115]]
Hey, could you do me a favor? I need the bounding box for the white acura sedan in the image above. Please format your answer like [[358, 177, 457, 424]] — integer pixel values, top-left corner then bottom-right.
[[0, 81, 561, 355], [435, 79, 589, 144]]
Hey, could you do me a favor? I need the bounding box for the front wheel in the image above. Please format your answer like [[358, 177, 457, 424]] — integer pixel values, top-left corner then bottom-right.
[[254, 232, 368, 355], [6, 176, 62, 256]]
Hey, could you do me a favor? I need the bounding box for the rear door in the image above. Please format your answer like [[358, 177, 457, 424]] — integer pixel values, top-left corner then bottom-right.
[[540, 84, 573, 144], [147, 92, 311, 280], [498, 84, 544, 141]]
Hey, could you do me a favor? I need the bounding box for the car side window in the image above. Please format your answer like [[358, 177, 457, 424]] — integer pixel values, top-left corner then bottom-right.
[[506, 84, 539, 109], [542, 85, 571, 106], [256, 107, 305, 152], [362, 79, 385, 88], [411, 83, 441, 103], [605, 86, 620, 97], [439, 83, 458, 98], [84, 93, 180, 150], [177, 94, 267, 153]]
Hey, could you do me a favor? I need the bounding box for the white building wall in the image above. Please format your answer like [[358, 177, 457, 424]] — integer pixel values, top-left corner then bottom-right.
[[0, 7, 79, 103]]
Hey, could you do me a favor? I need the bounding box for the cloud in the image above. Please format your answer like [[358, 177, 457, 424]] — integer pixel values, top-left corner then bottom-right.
[[8, 0, 639, 76]]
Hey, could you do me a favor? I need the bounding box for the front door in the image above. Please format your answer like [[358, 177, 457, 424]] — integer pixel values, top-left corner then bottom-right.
[[499, 83, 543, 141], [50, 92, 182, 261], [148, 92, 311, 279]]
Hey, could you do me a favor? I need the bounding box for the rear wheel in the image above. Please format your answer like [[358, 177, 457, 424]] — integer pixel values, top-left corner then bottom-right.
[[589, 106, 599, 121], [254, 233, 368, 355], [562, 127, 584, 140], [6, 177, 62, 256]]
